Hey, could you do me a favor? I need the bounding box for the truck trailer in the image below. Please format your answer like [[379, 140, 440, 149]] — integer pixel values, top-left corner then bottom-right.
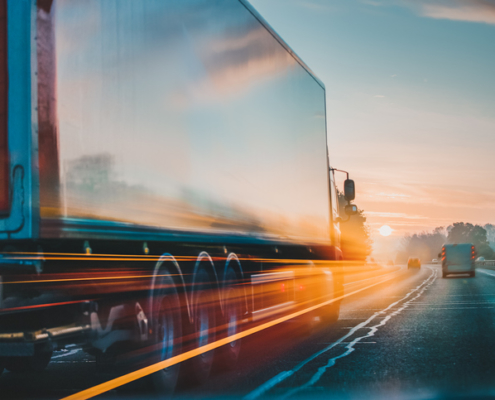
[[0, 0, 356, 392]]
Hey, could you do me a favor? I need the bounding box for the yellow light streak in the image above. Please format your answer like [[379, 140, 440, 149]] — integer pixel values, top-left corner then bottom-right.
[[60, 270, 403, 400], [3, 274, 181, 285]]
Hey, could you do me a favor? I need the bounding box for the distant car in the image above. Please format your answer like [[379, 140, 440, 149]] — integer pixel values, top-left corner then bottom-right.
[[432, 258, 439, 264], [442, 243, 475, 278], [476, 256, 485, 262], [407, 257, 421, 269]]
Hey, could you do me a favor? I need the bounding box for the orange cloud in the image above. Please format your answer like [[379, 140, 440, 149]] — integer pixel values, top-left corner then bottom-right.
[[419, 0, 495, 25]]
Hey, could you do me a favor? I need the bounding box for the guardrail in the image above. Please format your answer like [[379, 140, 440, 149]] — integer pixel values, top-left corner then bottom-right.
[[475, 260, 495, 268]]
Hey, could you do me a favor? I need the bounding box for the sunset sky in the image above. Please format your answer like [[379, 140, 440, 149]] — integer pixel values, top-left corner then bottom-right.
[[250, 0, 495, 256]]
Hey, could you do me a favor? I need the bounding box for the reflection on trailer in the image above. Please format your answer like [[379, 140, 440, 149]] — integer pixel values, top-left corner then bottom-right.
[[0, 0, 357, 392]]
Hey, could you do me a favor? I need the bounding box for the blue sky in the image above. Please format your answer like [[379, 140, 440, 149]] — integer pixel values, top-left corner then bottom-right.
[[249, 0, 495, 255]]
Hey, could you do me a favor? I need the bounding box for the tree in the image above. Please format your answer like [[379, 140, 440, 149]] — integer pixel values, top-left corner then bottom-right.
[[397, 227, 446, 264], [337, 191, 372, 261], [484, 224, 495, 252], [397, 222, 495, 263], [447, 222, 495, 259]]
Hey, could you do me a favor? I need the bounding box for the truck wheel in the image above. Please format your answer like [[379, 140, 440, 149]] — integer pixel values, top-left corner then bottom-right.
[[190, 267, 216, 384], [471, 271, 476, 278], [0, 357, 5, 376], [5, 347, 53, 373], [442, 270, 447, 278], [217, 267, 242, 370], [151, 273, 182, 394]]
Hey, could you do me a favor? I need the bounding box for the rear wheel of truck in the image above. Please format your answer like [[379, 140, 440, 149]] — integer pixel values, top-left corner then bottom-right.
[[216, 267, 242, 370], [150, 273, 183, 394], [5, 347, 53, 373], [189, 267, 216, 384]]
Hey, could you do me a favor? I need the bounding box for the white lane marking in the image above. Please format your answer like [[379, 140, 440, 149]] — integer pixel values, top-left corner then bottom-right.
[[244, 267, 436, 400], [320, 342, 376, 344], [282, 267, 438, 399], [477, 269, 495, 278], [52, 348, 81, 359]]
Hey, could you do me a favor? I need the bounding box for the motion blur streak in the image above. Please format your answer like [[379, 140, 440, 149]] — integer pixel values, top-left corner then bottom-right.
[[60, 270, 402, 400], [2, 251, 354, 265], [4, 274, 182, 285], [0, 300, 93, 313], [0, 254, 346, 286]]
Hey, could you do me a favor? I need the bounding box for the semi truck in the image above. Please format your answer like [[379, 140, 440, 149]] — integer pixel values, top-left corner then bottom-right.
[[0, 0, 357, 392]]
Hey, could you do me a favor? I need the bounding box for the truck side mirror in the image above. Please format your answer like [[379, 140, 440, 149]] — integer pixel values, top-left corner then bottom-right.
[[344, 179, 355, 202], [345, 204, 358, 216]]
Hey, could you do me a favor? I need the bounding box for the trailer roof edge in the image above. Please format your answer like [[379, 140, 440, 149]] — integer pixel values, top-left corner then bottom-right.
[[239, 0, 326, 90]]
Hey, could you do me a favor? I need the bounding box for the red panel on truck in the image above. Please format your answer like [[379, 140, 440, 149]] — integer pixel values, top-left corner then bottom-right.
[[0, 0, 8, 214]]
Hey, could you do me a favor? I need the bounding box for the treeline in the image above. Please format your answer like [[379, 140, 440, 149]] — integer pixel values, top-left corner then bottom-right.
[[338, 192, 372, 261], [397, 223, 495, 263]]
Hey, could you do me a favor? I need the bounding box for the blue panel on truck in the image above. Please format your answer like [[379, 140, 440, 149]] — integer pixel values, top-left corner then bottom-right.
[[0, 0, 37, 240], [40, 0, 332, 246]]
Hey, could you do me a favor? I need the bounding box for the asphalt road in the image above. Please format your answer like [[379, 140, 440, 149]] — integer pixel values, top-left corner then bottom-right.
[[3, 264, 495, 399]]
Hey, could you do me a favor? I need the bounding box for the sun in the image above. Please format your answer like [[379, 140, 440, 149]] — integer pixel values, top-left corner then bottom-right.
[[379, 225, 393, 236]]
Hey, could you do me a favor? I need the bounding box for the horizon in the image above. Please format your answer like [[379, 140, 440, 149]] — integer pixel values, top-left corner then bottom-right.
[[249, 0, 495, 258]]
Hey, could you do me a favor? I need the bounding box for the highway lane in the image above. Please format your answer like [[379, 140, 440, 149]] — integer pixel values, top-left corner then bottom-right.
[[3, 265, 495, 399]]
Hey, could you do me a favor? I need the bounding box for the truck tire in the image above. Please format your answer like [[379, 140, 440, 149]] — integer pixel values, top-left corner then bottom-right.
[[189, 266, 216, 384], [442, 270, 447, 278], [0, 357, 5, 376], [471, 271, 476, 278], [216, 267, 242, 370], [5, 347, 53, 373], [150, 273, 183, 394]]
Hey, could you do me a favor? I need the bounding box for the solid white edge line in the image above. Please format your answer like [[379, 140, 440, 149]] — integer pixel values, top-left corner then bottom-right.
[[61, 270, 403, 400], [244, 267, 435, 400], [477, 268, 495, 278]]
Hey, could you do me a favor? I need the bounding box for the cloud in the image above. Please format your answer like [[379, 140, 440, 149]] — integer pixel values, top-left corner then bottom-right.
[[362, 0, 495, 24], [376, 192, 410, 198], [417, 0, 495, 25], [365, 211, 427, 219], [422, 0, 495, 25], [296, 1, 337, 12], [363, 0, 384, 6]]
